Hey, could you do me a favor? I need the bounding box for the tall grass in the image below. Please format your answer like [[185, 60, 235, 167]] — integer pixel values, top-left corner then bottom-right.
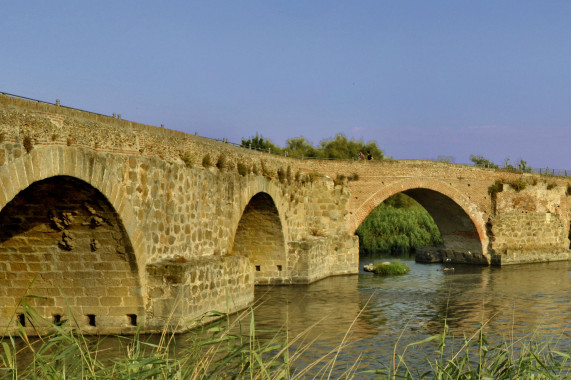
[[1, 295, 570, 379], [369, 318, 571, 379], [0, 295, 361, 379]]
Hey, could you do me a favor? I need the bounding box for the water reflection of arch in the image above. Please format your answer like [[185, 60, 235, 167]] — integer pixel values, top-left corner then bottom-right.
[[349, 178, 488, 262], [231, 188, 287, 285], [0, 173, 144, 334]]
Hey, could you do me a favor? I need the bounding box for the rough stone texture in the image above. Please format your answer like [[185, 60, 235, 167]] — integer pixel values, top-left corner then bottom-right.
[[0, 176, 143, 335], [0, 94, 569, 334], [145, 255, 253, 332], [490, 183, 570, 265]]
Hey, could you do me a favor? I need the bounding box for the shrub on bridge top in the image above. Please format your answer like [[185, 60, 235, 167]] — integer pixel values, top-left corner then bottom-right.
[[470, 154, 499, 169], [507, 177, 527, 192]]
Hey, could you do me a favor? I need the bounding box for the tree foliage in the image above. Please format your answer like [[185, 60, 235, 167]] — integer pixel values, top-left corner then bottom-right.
[[470, 155, 499, 169], [356, 194, 442, 255], [283, 136, 318, 158], [241, 132, 385, 160], [318, 134, 384, 160], [241, 133, 282, 154]]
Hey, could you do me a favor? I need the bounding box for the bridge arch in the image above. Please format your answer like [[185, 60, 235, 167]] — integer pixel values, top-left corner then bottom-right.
[[349, 178, 489, 262], [231, 188, 287, 285], [0, 146, 148, 333]]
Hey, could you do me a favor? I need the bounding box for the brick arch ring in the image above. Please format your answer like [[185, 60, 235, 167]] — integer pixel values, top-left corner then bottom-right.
[[229, 179, 289, 254], [0, 145, 149, 288], [347, 178, 489, 257]]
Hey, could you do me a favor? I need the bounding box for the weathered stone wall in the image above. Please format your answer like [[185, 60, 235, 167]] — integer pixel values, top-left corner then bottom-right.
[[145, 255, 253, 332], [490, 182, 570, 264], [288, 234, 359, 284], [0, 176, 143, 335]]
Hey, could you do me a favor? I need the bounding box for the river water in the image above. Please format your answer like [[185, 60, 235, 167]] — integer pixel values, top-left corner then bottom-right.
[[12, 255, 571, 377], [245, 255, 571, 376]]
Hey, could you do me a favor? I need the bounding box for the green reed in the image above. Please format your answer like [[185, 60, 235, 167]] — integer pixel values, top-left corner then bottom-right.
[[368, 318, 571, 379], [0, 294, 360, 379], [1, 294, 570, 379]]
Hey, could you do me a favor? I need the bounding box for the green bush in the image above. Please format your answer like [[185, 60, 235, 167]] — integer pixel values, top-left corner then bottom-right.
[[356, 194, 442, 255], [371, 261, 410, 275], [508, 177, 527, 192], [487, 180, 503, 196]]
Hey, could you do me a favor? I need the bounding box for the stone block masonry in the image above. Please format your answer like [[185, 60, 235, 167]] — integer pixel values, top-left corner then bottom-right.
[[0, 94, 569, 335]]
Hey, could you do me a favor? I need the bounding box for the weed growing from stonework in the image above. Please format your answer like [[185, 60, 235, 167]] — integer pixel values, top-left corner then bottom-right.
[[277, 167, 286, 183], [487, 180, 504, 196], [22, 135, 33, 153], [181, 153, 194, 168], [309, 171, 321, 183], [251, 163, 260, 176], [334, 174, 346, 186], [508, 177, 527, 192], [237, 162, 248, 176], [348, 172, 359, 181], [202, 153, 213, 167], [215, 153, 227, 170], [546, 181, 557, 190]]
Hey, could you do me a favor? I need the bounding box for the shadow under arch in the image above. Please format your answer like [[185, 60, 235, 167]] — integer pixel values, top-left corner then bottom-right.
[[0, 175, 144, 334], [351, 179, 489, 264], [231, 192, 287, 285]]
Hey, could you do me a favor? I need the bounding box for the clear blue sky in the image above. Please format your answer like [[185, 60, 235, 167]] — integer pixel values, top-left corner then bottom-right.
[[3, 1, 570, 169]]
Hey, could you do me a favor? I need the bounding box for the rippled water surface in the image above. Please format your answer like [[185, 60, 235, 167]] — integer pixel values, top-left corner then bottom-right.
[[247, 256, 571, 375], [17, 256, 571, 377]]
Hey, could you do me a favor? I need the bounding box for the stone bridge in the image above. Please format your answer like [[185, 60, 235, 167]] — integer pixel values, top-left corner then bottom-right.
[[0, 94, 569, 335]]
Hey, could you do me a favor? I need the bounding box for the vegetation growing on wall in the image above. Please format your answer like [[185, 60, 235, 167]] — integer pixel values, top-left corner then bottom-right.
[[356, 193, 442, 255], [23, 135, 33, 153]]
